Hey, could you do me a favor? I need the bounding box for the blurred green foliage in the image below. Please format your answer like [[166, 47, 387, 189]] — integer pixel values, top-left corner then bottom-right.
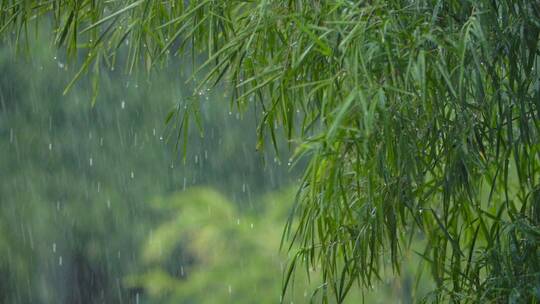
[[127, 187, 303, 303], [0, 41, 293, 303]]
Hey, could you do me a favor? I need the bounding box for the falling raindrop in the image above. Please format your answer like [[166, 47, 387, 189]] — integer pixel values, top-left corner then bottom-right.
[[121, 101, 126, 109], [52, 243, 56, 253], [130, 171, 134, 179], [48, 143, 52, 150], [58, 256, 63, 266], [89, 158, 93, 166]]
